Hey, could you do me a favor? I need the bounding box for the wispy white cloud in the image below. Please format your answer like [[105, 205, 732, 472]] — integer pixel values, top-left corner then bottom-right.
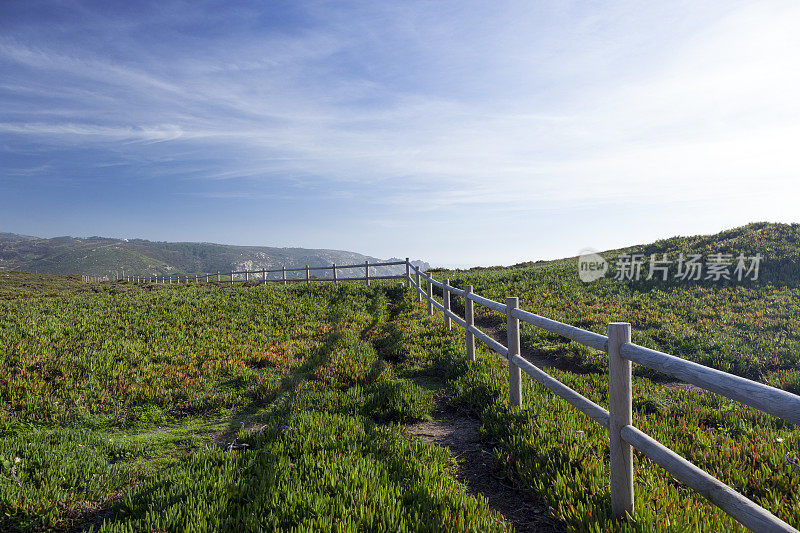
[[0, 122, 186, 142]]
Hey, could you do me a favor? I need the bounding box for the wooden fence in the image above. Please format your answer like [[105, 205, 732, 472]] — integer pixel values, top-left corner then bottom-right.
[[111, 259, 798, 531], [408, 265, 799, 533]]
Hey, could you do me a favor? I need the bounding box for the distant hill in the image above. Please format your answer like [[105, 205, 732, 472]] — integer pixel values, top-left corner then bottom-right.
[[0, 233, 429, 278], [493, 222, 800, 286], [609, 222, 800, 285]]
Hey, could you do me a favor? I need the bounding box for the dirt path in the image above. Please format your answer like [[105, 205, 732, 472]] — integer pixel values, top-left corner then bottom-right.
[[406, 398, 562, 533]]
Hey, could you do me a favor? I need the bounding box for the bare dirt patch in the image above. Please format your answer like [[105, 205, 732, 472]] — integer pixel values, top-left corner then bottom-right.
[[406, 398, 562, 533]]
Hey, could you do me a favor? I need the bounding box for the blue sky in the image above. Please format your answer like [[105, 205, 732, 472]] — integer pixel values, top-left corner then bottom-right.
[[2, 0, 799, 267]]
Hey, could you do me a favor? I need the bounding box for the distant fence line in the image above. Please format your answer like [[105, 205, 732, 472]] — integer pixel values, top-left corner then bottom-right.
[[82, 275, 111, 282], [84, 259, 409, 286], [91, 259, 799, 532]]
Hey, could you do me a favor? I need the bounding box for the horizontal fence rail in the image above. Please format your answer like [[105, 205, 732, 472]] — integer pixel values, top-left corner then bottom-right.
[[620, 343, 800, 425], [511, 354, 610, 427], [512, 308, 609, 352], [86, 258, 799, 531], [620, 424, 798, 533]]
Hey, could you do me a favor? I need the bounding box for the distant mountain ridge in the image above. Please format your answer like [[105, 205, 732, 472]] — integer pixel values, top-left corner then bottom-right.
[[0, 233, 429, 278]]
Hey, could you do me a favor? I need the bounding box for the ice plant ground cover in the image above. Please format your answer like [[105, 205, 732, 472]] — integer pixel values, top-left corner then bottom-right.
[[0, 274, 505, 531], [439, 223, 800, 393], [1, 243, 799, 531]]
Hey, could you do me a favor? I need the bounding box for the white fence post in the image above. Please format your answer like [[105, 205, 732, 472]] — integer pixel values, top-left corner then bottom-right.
[[465, 285, 475, 360], [333, 263, 338, 283], [282, 266, 286, 285], [426, 274, 433, 316], [443, 279, 451, 330], [305, 265, 310, 284], [609, 322, 634, 520], [365, 261, 370, 286], [245, 270, 249, 282], [216, 271, 220, 282], [263, 269, 267, 285], [405, 258, 410, 288], [507, 297, 522, 407], [415, 267, 421, 302]]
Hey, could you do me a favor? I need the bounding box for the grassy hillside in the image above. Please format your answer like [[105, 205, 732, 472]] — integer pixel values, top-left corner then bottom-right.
[[0, 233, 429, 278], [1, 223, 799, 531], [438, 223, 800, 391]]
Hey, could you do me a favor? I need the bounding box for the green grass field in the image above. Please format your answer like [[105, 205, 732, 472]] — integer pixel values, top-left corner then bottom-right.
[[1, 224, 799, 532], [0, 273, 509, 531]]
